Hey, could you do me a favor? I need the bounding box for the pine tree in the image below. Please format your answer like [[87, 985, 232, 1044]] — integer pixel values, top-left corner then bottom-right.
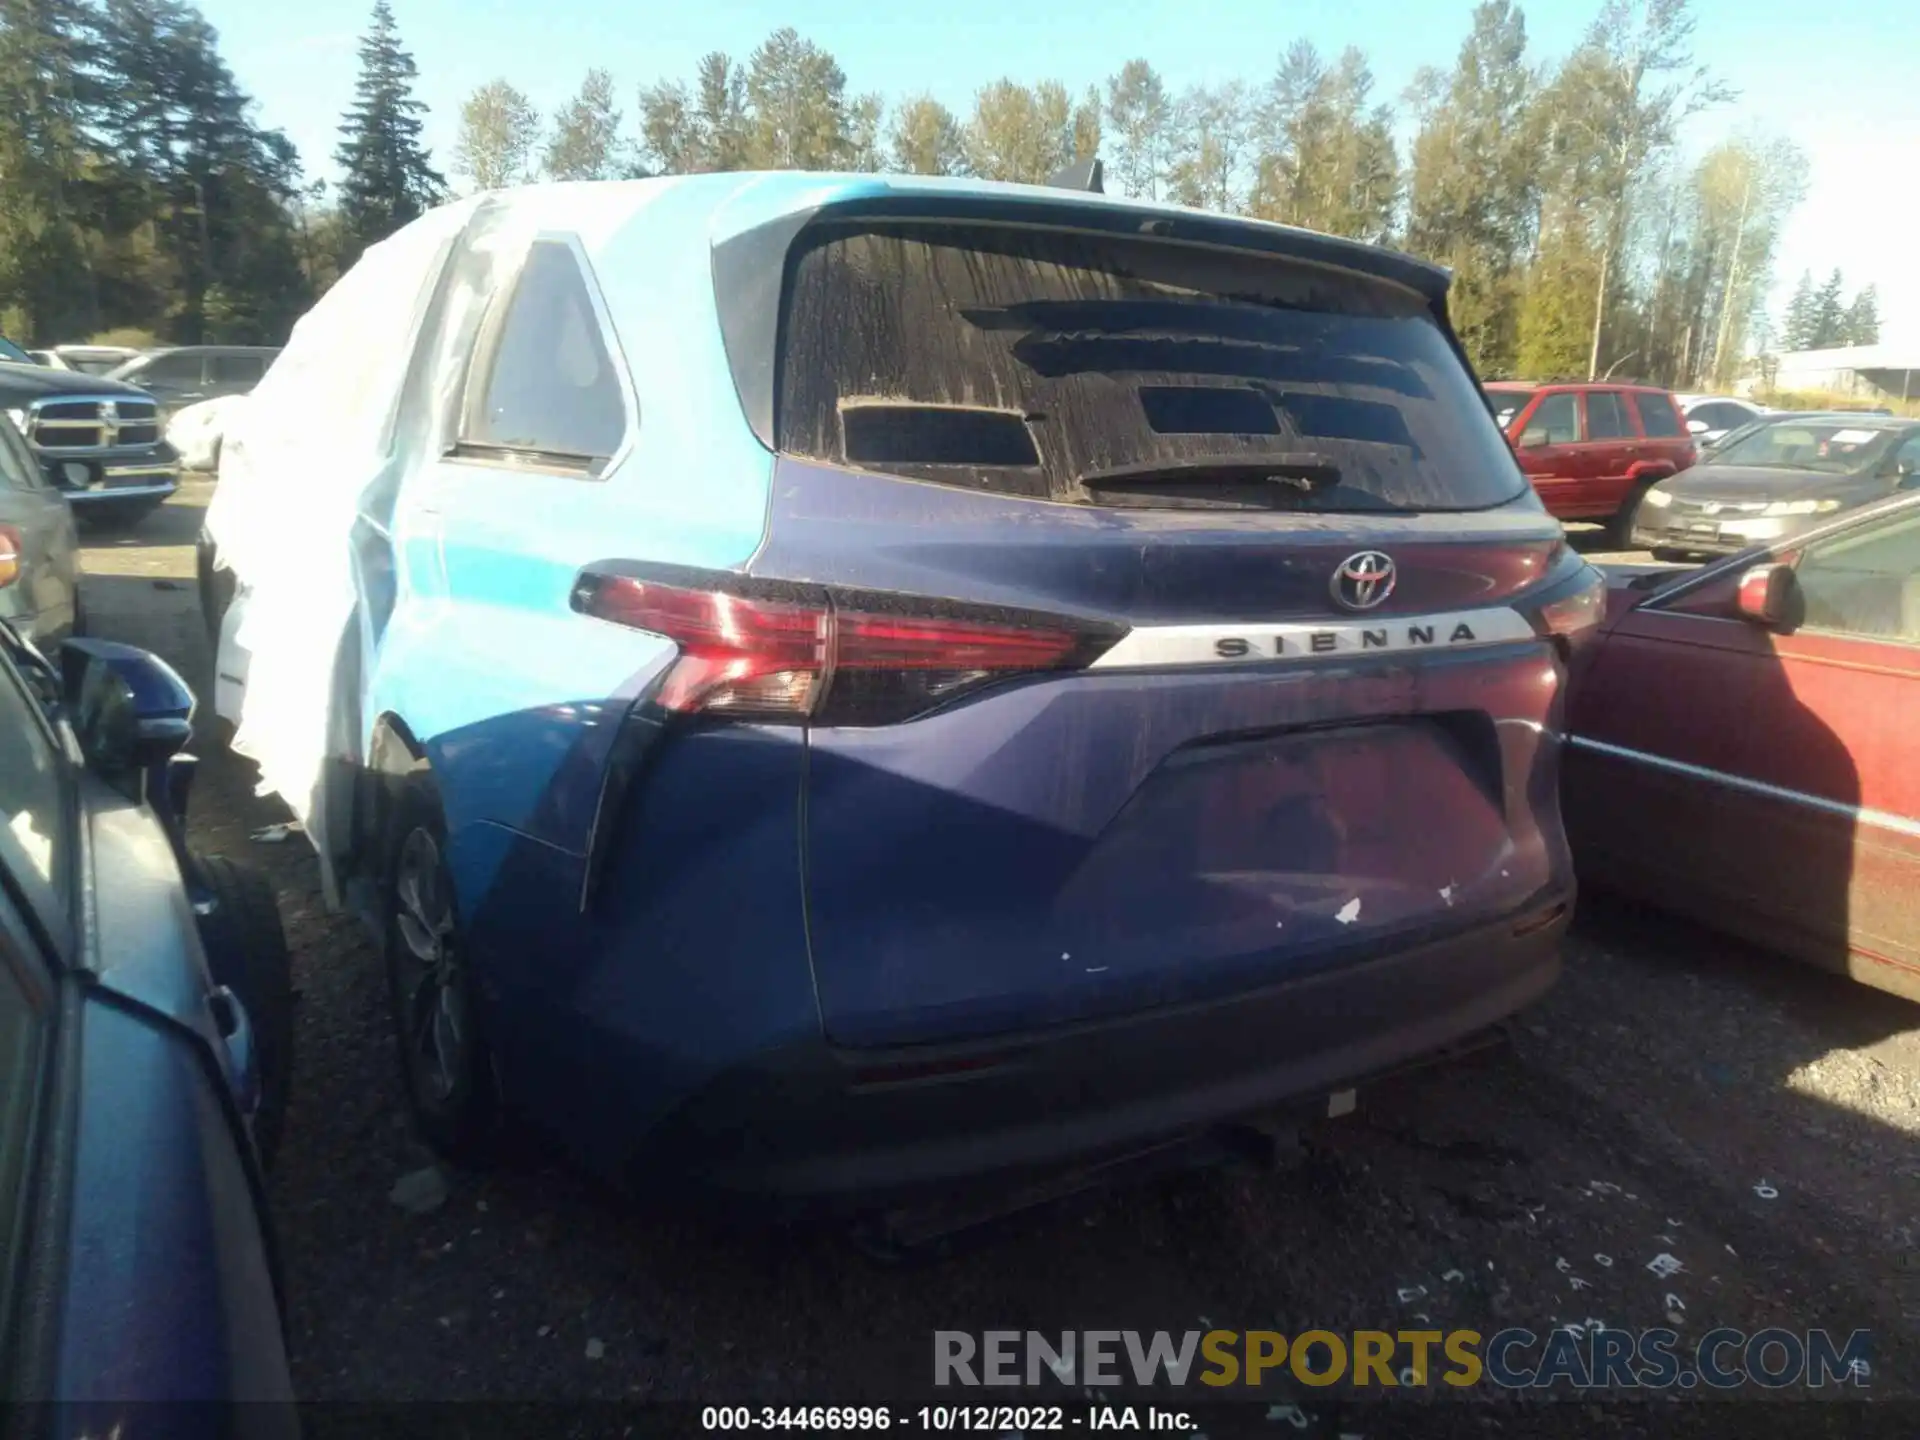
[[1843, 284, 1880, 346], [334, 0, 444, 262], [1781, 271, 1816, 351], [1809, 268, 1846, 348]]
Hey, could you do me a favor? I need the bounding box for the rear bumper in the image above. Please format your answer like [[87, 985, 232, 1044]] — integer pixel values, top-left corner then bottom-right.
[[637, 894, 1568, 1204]]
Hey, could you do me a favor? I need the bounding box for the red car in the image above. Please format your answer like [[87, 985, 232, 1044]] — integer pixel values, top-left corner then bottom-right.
[[1564, 491, 1920, 1000], [1486, 382, 1697, 545]]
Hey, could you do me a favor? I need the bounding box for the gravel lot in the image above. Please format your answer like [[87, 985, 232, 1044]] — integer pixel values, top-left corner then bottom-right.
[[80, 483, 1920, 1429]]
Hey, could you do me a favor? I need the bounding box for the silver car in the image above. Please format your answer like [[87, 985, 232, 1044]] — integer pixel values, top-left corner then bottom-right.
[[0, 410, 81, 644]]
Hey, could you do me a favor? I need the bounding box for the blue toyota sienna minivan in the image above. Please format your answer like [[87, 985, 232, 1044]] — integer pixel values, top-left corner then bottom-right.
[[203, 173, 1601, 1208]]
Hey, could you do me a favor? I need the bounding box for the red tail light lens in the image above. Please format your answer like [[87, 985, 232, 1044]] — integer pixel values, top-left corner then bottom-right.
[[0, 525, 21, 588], [573, 568, 1116, 726], [1529, 563, 1606, 647]]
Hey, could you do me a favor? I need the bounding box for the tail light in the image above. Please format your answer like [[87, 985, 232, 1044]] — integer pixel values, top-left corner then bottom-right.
[[1528, 562, 1606, 651], [572, 565, 1121, 726], [0, 525, 21, 587]]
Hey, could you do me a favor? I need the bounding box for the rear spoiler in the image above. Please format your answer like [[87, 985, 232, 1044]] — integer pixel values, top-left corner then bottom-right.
[[1046, 157, 1105, 194]]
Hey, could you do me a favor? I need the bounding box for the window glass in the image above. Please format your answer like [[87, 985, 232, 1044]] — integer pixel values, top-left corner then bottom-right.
[[0, 656, 70, 910], [1527, 393, 1580, 445], [0, 421, 47, 492], [1891, 431, 1920, 479], [464, 241, 626, 465], [1694, 403, 1743, 430], [1585, 390, 1632, 439], [0, 907, 51, 1358], [137, 353, 204, 387], [210, 353, 264, 385], [1713, 419, 1901, 476], [1794, 508, 1920, 643], [1634, 392, 1683, 437], [1486, 389, 1533, 430], [779, 223, 1529, 512]]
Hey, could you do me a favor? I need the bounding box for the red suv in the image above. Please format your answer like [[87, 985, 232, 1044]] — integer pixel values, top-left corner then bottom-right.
[[1484, 381, 1697, 545]]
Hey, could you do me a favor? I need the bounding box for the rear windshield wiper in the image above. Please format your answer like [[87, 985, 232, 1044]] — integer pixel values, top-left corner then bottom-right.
[[1079, 453, 1344, 492]]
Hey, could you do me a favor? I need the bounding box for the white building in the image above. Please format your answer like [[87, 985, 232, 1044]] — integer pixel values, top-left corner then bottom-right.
[[1761, 344, 1920, 403]]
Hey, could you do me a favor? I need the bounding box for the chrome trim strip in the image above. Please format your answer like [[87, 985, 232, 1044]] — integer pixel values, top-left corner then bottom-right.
[[66, 482, 177, 501], [1568, 735, 1920, 840], [1088, 606, 1538, 669]]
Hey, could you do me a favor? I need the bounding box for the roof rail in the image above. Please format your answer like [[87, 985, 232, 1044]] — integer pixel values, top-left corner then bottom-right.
[[1046, 156, 1104, 194]]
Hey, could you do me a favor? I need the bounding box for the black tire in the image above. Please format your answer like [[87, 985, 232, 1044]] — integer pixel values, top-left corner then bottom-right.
[[383, 772, 498, 1163], [192, 855, 294, 1170], [1650, 547, 1693, 564], [1604, 480, 1663, 549], [196, 530, 236, 642]]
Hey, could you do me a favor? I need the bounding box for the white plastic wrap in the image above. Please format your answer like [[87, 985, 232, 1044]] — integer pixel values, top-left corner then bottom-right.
[[166, 395, 238, 471], [204, 199, 486, 864]]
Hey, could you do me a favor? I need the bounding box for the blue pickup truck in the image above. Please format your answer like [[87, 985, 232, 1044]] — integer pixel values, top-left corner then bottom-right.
[[0, 618, 296, 1434]]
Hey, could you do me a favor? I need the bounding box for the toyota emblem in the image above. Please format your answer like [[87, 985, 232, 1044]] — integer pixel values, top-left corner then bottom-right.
[[1331, 551, 1396, 611]]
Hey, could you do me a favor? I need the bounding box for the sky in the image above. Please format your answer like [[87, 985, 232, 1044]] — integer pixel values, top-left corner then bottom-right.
[[197, 0, 1920, 349]]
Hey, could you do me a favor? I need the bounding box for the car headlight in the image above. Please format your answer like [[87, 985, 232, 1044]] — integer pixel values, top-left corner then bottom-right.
[[4, 408, 25, 433], [1760, 498, 1843, 517], [1641, 487, 1673, 508]]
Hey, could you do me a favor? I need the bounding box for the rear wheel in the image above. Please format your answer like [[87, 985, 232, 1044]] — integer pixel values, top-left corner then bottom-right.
[[1650, 547, 1693, 564], [192, 855, 295, 1170], [383, 774, 498, 1162]]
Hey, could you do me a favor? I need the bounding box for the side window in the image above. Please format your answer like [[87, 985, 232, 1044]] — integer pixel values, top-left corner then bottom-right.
[[1528, 393, 1580, 446], [459, 240, 628, 471], [210, 353, 264, 385], [0, 422, 48, 492], [1585, 390, 1632, 440], [1891, 431, 1920, 481], [1794, 508, 1920, 644], [138, 352, 204, 388], [0, 903, 52, 1352], [0, 657, 72, 914], [1634, 392, 1683, 437]]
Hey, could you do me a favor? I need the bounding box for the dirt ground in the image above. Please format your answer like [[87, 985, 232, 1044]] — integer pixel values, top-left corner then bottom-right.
[[80, 482, 1920, 1433]]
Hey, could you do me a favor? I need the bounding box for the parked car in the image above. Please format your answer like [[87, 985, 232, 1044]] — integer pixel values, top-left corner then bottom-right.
[[1483, 381, 1697, 544], [1565, 490, 1920, 1001], [30, 344, 147, 377], [0, 407, 81, 646], [1629, 414, 1920, 560], [0, 335, 34, 366], [205, 174, 1599, 1207], [108, 345, 280, 413], [1673, 393, 1770, 448], [0, 363, 181, 527], [0, 618, 296, 1415]]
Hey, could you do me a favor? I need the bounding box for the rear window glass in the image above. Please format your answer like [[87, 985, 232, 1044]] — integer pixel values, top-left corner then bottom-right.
[[777, 224, 1528, 513], [1634, 392, 1683, 436], [1585, 391, 1632, 439], [1486, 389, 1533, 430]]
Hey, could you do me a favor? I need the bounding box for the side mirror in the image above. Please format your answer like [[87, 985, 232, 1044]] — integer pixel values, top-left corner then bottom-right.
[[1521, 428, 1551, 449], [1735, 563, 1797, 629], [1687, 418, 1709, 436], [58, 638, 195, 786]]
